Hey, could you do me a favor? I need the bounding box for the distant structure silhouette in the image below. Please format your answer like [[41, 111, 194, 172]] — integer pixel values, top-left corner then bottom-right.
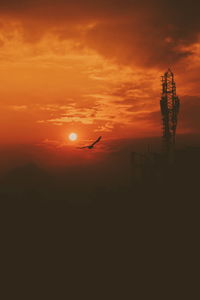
[[160, 69, 180, 163], [131, 68, 181, 184]]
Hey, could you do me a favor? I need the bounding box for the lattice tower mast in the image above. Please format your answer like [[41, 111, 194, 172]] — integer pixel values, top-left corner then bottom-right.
[[160, 69, 180, 158]]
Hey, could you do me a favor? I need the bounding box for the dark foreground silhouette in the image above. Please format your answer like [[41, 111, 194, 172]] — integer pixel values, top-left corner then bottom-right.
[[0, 146, 199, 208], [1, 146, 198, 300]]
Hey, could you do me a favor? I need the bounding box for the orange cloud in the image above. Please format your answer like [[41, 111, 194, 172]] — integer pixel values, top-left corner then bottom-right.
[[0, 1, 200, 147]]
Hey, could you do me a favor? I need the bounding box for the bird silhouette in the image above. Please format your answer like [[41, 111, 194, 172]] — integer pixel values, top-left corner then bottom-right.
[[77, 136, 102, 149]]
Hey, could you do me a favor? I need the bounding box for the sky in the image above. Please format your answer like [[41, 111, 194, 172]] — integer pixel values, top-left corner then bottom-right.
[[0, 0, 200, 169]]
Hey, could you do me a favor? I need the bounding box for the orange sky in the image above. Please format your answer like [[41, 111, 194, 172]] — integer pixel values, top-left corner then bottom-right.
[[0, 0, 200, 148]]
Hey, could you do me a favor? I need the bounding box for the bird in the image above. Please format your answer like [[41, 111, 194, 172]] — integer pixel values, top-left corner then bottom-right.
[[77, 136, 102, 149]]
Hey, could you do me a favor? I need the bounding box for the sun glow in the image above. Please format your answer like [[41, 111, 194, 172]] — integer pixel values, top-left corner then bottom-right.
[[69, 132, 78, 141]]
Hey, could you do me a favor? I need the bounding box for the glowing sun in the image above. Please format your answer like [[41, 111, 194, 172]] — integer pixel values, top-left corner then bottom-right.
[[69, 132, 78, 141]]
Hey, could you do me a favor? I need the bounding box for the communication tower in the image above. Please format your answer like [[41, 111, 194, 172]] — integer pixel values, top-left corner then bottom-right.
[[160, 69, 180, 162]]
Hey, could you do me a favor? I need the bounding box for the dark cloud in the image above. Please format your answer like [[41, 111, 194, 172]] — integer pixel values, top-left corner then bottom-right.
[[85, 0, 199, 68], [0, 1, 200, 68]]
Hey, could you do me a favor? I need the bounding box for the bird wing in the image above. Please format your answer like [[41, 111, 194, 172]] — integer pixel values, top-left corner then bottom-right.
[[91, 136, 102, 146]]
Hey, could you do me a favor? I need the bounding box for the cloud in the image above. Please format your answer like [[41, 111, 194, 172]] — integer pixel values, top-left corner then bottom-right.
[[94, 122, 114, 133], [0, 1, 200, 68], [9, 105, 28, 111], [1, 1, 200, 142], [46, 116, 94, 125]]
